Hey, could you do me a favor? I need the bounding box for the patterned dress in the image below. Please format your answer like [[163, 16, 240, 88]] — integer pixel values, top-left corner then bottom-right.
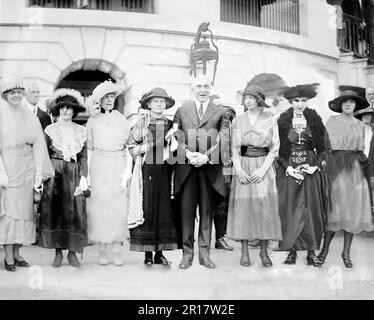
[[127, 115, 179, 251], [325, 115, 373, 234], [227, 111, 282, 241], [277, 110, 329, 251]]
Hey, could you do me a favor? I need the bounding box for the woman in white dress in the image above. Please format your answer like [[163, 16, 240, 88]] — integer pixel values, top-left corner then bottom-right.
[[86, 80, 132, 266], [0, 76, 54, 272]]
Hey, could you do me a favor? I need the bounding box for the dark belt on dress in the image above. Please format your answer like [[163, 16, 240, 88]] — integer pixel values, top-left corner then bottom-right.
[[240, 146, 269, 157]]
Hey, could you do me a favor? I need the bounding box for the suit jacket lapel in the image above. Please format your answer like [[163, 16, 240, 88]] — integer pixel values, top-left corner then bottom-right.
[[199, 101, 218, 128], [185, 101, 199, 127]]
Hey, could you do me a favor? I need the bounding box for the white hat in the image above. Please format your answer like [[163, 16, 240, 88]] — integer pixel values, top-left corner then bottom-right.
[[1, 76, 25, 94], [90, 80, 124, 105]]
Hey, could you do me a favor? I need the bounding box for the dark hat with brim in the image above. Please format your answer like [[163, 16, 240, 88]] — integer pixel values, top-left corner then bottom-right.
[[339, 85, 366, 99], [49, 89, 86, 118], [242, 84, 270, 108], [283, 83, 319, 100], [353, 105, 374, 118], [139, 87, 175, 110], [328, 90, 369, 113]]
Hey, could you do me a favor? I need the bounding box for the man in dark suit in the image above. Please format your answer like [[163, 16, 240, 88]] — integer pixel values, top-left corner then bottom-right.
[[25, 82, 51, 130], [173, 75, 229, 269]]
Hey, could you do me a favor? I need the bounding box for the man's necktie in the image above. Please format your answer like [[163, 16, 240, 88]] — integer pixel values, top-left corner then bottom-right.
[[199, 103, 204, 119]]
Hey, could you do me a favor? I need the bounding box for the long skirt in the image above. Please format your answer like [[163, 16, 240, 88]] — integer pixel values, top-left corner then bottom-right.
[[328, 160, 373, 234], [130, 162, 179, 252], [277, 167, 327, 251], [87, 150, 129, 244], [0, 148, 35, 245], [39, 159, 88, 253], [227, 156, 282, 241]]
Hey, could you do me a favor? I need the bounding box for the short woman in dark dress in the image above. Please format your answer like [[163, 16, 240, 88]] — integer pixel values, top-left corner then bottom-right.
[[318, 91, 373, 268], [277, 83, 330, 267], [127, 87, 179, 266], [39, 89, 89, 268]]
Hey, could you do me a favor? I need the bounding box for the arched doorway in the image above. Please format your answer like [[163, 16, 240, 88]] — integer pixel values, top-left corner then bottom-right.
[[55, 59, 126, 124]]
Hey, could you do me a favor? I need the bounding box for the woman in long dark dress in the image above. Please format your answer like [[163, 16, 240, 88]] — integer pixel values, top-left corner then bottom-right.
[[39, 89, 89, 268], [318, 91, 373, 268], [127, 87, 179, 266], [277, 83, 330, 267]]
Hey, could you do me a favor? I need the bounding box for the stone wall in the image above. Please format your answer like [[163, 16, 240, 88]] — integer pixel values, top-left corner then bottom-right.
[[0, 0, 348, 122]]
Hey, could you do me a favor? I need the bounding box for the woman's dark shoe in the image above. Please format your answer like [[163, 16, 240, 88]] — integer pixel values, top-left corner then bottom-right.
[[306, 253, 322, 267], [341, 253, 353, 268], [4, 259, 16, 272], [284, 250, 297, 264], [144, 252, 153, 266], [14, 258, 30, 267], [154, 255, 171, 266], [317, 251, 328, 265], [67, 252, 81, 268], [240, 255, 250, 267], [52, 251, 63, 268], [259, 252, 273, 267]]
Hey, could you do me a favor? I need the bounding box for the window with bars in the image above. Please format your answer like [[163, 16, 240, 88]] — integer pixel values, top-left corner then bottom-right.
[[220, 0, 300, 35], [29, 0, 155, 13]]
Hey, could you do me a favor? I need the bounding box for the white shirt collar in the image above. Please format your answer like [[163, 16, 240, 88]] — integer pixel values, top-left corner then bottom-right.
[[26, 102, 38, 115], [194, 99, 209, 117]]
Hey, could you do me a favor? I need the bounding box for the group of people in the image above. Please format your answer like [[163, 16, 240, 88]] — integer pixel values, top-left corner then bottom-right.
[[0, 74, 373, 273]]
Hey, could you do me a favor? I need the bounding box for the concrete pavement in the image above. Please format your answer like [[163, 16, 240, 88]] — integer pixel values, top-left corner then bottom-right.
[[0, 232, 373, 300]]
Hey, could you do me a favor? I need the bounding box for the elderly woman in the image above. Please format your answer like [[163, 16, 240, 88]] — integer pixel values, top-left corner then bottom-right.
[[38, 89, 89, 268], [318, 91, 374, 268], [127, 87, 180, 266], [277, 83, 330, 267], [227, 84, 282, 267], [0, 76, 54, 272], [86, 80, 132, 266]]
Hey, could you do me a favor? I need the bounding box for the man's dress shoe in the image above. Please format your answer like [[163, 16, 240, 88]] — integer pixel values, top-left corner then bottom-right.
[[215, 238, 234, 251], [199, 258, 216, 269], [178, 258, 192, 269]]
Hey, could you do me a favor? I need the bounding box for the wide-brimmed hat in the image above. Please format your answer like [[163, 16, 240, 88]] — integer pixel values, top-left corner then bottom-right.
[[283, 83, 319, 100], [90, 80, 124, 105], [354, 106, 374, 118], [139, 87, 175, 110], [49, 88, 86, 117], [241, 84, 270, 108], [1, 76, 25, 94], [328, 90, 369, 113]]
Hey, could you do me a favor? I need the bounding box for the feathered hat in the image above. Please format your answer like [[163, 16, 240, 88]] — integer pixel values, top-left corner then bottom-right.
[[49, 88, 86, 117], [283, 83, 319, 100], [90, 80, 124, 105]]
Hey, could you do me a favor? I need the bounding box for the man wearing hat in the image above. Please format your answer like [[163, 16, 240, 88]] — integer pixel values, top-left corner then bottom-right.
[[25, 82, 51, 130], [173, 75, 230, 269]]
